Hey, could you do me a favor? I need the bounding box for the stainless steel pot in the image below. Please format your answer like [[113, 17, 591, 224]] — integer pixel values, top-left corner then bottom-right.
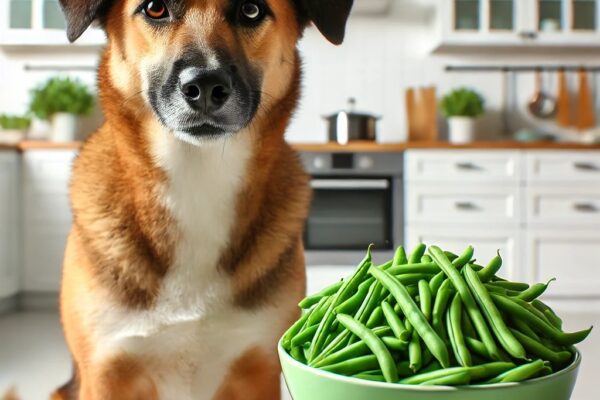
[[324, 98, 380, 144]]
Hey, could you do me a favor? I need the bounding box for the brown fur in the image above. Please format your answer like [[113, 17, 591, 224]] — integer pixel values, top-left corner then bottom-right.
[[55, 0, 351, 398]]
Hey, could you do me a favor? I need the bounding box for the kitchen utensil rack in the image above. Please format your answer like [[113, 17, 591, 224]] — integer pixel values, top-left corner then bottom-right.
[[24, 64, 96, 72], [445, 65, 600, 73]]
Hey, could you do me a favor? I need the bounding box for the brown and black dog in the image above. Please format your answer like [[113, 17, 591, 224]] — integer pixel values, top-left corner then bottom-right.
[[54, 0, 353, 399]]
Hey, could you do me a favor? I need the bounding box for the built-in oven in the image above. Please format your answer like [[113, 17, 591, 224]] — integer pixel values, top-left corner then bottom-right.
[[300, 152, 403, 266]]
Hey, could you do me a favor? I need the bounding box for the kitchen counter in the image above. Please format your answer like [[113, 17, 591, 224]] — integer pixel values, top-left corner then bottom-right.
[[4, 140, 600, 152], [293, 140, 600, 152]]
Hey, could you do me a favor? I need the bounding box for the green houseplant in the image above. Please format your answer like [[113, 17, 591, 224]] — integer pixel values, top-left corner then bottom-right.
[[440, 88, 485, 144], [29, 77, 95, 142], [0, 114, 31, 143]]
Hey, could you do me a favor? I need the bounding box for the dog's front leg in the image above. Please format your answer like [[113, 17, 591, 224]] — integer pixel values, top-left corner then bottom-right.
[[82, 355, 158, 400]]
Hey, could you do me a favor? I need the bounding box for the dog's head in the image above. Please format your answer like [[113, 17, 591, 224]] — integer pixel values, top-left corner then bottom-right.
[[59, 0, 353, 143]]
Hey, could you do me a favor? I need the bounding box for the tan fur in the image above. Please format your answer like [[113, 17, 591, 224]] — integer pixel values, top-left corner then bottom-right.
[[56, 1, 316, 399]]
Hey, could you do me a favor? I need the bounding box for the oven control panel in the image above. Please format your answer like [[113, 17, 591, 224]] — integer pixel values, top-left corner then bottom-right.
[[300, 152, 403, 176]]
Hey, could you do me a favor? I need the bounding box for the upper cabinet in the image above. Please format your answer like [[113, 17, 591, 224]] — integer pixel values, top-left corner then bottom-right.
[[437, 0, 600, 50], [0, 0, 105, 47]]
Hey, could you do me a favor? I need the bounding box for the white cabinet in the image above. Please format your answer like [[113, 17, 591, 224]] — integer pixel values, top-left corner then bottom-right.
[[437, 0, 600, 50], [0, 151, 20, 298], [1, 0, 105, 46], [22, 150, 75, 292]]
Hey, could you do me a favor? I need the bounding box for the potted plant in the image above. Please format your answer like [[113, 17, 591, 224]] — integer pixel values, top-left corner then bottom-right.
[[0, 114, 31, 143], [440, 88, 485, 144], [29, 77, 95, 142]]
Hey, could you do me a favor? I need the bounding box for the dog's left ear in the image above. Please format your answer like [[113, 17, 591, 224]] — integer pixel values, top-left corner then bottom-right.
[[302, 0, 354, 45], [59, 0, 113, 42]]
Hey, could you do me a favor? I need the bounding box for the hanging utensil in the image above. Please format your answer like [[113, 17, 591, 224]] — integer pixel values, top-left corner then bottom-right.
[[556, 68, 572, 127], [528, 69, 557, 119], [577, 68, 596, 131]]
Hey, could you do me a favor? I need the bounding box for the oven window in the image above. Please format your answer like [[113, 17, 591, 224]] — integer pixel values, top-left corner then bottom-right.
[[305, 179, 392, 250]]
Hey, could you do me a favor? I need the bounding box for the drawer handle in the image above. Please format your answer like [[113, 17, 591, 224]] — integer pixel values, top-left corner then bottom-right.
[[455, 201, 478, 211], [573, 203, 598, 213], [573, 162, 599, 171], [455, 162, 481, 171]]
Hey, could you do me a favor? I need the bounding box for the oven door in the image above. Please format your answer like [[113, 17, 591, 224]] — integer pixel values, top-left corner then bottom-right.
[[304, 177, 393, 251]]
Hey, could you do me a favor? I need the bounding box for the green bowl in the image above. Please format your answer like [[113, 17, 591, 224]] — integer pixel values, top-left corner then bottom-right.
[[279, 341, 581, 400]]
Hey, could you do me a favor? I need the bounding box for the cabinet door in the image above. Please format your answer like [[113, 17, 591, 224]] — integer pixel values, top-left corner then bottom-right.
[[0, 152, 20, 298], [406, 224, 521, 280], [526, 228, 600, 298], [22, 150, 75, 292]]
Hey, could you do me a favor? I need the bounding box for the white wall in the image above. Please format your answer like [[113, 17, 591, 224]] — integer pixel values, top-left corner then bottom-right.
[[2, 0, 600, 143]]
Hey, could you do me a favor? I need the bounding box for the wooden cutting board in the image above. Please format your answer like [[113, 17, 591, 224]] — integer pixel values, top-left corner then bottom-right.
[[406, 86, 438, 141], [577, 70, 596, 131], [556, 70, 572, 128]]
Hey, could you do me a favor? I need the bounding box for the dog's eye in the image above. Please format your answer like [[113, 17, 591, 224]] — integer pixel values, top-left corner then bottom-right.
[[143, 0, 169, 20], [240, 1, 264, 22]]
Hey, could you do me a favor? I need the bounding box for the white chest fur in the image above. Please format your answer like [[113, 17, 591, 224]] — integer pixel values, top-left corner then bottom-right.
[[88, 133, 284, 399]]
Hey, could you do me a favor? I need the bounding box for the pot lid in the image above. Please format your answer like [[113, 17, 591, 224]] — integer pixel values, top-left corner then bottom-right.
[[323, 98, 381, 119]]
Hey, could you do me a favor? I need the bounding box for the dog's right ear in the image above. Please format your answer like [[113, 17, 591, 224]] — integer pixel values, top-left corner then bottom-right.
[[302, 0, 354, 45], [59, 0, 113, 42]]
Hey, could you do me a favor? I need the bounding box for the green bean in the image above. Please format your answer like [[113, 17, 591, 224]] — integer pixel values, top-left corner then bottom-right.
[[485, 360, 548, 384], [451, 246, 475, 268], [478, 251, 502, 283], [299, 280, 343, 309], [461, 309, 477, 338], [312, 326, 394, 368], [420, 371, 470, 386], [335, 283, 370, 315], [321, 354, 380, 375], [420, 360, 441, 374], [370, 266, 450, 368], [309, 249, 373, 360], [490, 293, 593, 345], [396, 361, 415, 378], [291, 325, 319, 347], [382, 336, 409, 351], [393, 246, 408, 266], [366, 306, 384, 329], [421, 255, 433, 263], [429, 246, 501, 361], [510, 316, 540, 341], [282, 310, 311, 350], [489, 281, 530, 291], [409, 243, 427, 264], [387, 263, 439, 275], [532, 300, 563, 329], [464, 265, 526, 359], [516, 278, 555, 302], [409, 330, 422, 372], [381, 301, 410, 341], [336, 314, 399, 383], [353, 373, 386, 382], [465, 337, 490, 360], [484, 284, 508, 295], [308, 296, 334, 326], [290, 346, 305, 362], [444, 251, 459, 262], [510, 328, 573, 366], [447, 293, 472, 367], [418, 280, 433, 321], [432, 279, 454, 338], [400, 362, 515, 385], [429, 272, 446, 295]]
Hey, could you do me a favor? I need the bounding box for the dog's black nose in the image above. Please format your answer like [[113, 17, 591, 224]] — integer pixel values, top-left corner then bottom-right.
[[179, 67, 232, 112]]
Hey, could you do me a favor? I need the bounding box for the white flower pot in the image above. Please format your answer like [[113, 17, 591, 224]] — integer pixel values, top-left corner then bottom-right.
[[51, 113, 78, 142], [448, 116, 477, 144]]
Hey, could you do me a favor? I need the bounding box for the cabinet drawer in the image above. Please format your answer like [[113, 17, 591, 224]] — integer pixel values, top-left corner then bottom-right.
[[406, 225, 520, 280], [406, 185, 521, 224], [22, 150, 76, 187], [527, 187, 600, 226], [527, 151, 600, 183], [405, 150, 521, 183], [526, 229, 600, 298]]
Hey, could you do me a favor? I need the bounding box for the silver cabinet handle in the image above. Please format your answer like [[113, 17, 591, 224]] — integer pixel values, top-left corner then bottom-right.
[[573, 203, 598, 213], [455, 201, 478, 210], [310, 179, 389, 190], [574, 162, 599, 171], [455, 162, 480, 171], [519, 31, 538, 40]]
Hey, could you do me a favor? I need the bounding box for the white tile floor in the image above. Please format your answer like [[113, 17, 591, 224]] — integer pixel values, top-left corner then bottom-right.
[[1, 310, 599, 400]]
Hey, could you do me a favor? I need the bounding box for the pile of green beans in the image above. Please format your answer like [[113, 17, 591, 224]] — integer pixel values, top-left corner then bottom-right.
[[282, 244, 593, 386]]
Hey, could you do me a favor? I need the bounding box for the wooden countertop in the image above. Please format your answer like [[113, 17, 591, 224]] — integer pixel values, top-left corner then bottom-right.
[[292, 140, 600, 152], [3, 140, 600, 152]]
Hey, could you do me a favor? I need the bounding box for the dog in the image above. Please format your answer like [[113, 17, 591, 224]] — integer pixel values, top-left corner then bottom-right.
[[54, 0, 353, 399]]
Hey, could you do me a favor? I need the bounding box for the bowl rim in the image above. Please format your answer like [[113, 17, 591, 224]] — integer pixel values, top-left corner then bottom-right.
[[278, 339, 581, 392]]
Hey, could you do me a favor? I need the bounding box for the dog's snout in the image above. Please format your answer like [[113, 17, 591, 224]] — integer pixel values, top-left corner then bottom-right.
[[179, 67, 232, 112]]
